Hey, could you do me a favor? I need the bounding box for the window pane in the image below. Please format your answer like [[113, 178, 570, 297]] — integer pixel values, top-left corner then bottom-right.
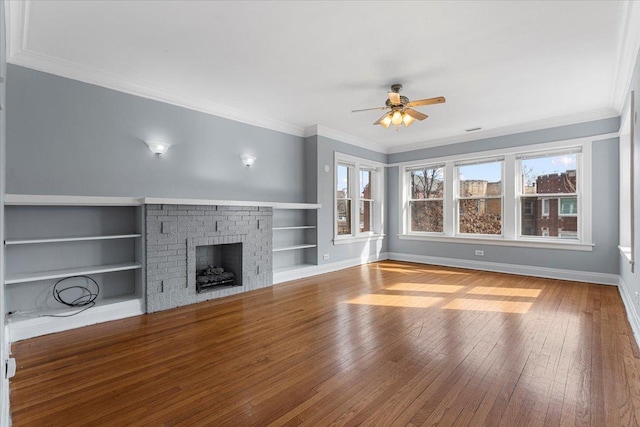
[[411, 167, 444, 199], [360, 200, 372, 232], [337, 164, 350, 198], [458, 162, 502, 196], [521, 153, 577, 194], [360, 169, 372, 199], [459, 198, 502, 235], [520, 197, 577, 239], [559, 197, 577, 216], [337, 199, 351, 235], [410, 201, 443, 232]]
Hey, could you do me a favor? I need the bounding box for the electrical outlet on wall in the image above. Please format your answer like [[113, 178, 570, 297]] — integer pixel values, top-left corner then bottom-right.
[[323, 254, 330, 260], [475, 250, 484, 256]]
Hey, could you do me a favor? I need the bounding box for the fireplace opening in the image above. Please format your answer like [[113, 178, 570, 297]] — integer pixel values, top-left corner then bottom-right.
[[195, 243, 242, 293]]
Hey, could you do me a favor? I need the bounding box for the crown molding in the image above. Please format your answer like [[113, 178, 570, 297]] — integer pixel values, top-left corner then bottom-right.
[[8, 49, 307, 138], [611, 0, 640, 111], [304, 125, 388, 154], [386, 108, 619, 154]]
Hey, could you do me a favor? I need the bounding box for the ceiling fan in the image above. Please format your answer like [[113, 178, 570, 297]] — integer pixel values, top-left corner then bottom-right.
[[352, 84, 446, 129]]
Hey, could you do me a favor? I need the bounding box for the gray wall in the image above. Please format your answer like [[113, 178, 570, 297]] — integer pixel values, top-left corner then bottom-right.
[[313, 135, 388, 265], [6, 65, 306, 203], [620, 50, 640, 300], [387, 119, 620, 275]]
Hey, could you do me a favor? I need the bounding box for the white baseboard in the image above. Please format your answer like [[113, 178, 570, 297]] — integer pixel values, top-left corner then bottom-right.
[[273, 252, 389, 284], [618, 275, 640, 349], [387, 252, 619, 286], [7, 298, 145, 342]]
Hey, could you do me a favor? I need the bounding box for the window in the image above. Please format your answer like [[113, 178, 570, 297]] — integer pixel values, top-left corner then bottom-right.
[[518, 151, 579, 239], [359, 168, 374, 232], [541, 198, 550, 216], [456, 160, 503, 235], [559, 197, 577, 216], [399, 138, 593, 251], [335, 153, 384, 243], [336, 163, 352, 236], [406, 165, 444, 233]]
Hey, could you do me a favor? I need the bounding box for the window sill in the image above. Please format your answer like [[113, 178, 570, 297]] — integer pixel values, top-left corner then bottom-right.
[[333, 234, 385, 246], [619, 246, 634, 264], [398, 234, 594, 251]]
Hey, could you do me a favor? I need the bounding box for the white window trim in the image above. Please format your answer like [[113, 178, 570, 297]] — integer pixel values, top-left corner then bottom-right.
[[405, 164, 445, 235], [454, 158, 504, 237], [397, 136, 595, 251], [558, 196, 578, 217], [334, 152, 385, 244], [541, 198, 550, 217]]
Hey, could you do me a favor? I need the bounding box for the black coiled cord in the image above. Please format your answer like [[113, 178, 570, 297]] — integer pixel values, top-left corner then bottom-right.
[[42, 275, 100, 317]]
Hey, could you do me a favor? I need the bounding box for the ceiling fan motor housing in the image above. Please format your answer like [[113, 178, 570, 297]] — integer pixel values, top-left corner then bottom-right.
[[386, 96, 410, 108]]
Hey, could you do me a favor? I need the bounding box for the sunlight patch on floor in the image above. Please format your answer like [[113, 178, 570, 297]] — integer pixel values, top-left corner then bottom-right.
[[442, 298, 533, 314], [348, 294, 443, 308], [467, 286, 542, 298], [386, 283, 465, 293]]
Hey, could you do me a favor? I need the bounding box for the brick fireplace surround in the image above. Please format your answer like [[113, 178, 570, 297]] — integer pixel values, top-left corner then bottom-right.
[[145, 204, 273, 312]]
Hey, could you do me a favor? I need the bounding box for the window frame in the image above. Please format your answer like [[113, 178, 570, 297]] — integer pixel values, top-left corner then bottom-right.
[[454, 158, 504, 237], [398, 137, 594, 251], [541, 198, 550, 217], [405, 164, 445, 235], [334, 152, 385, 244]]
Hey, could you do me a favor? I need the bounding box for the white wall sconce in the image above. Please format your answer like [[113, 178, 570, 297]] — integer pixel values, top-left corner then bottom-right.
[[240, 155, 256, 167], [145, 140, 172, 156]]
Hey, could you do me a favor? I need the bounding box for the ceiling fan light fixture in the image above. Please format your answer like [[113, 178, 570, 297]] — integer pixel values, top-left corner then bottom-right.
[[380, 114, 392, 128], [391, 110, 403, 125], [402, 113, 415, 127]]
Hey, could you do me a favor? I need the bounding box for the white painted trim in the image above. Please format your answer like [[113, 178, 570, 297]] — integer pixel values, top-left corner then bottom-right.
[[273, 252, 389, 284], [7, 297, 144, 342], [387, 109, 619, 154], [333, 234, 385, 246], [397, 234, 594, 252], [1, 325, 8, 427], [146, 197, 320, 209], [618, 275, 640, 349], [611, 0, 640, 111], [5, 193, 144, 206], [305, 125, 388, 154], [8, 49, 307, 138], [387, 252, 618, 286], [388, 133, 616, 168], [4, 194, 321, 209]]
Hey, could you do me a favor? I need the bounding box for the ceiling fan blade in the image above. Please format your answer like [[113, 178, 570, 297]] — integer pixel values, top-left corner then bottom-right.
[[351, 106, 387, 113], [373, 112, 391, 128], [406, 96, 446, 108], [404, 108, 429, 121], [388, 91, 401, 105]]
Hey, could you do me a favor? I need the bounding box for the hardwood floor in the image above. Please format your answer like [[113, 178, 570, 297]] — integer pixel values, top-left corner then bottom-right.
[[9, 261, 640, 426]]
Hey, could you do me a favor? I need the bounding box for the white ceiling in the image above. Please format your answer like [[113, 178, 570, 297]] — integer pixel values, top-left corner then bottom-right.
[[5, 1, 638, 153]]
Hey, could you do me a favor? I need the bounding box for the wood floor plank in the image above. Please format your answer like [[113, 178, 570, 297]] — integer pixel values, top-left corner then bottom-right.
[[9, 261, 640, 426]]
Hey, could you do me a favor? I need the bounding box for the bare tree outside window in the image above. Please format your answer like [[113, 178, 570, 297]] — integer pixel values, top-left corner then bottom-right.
[[409, 166, 444, 232]]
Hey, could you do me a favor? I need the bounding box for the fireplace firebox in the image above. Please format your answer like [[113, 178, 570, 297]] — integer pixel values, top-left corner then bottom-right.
[[195, 243, 242, 293]]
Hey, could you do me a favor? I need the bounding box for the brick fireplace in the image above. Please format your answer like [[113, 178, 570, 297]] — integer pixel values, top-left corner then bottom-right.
[[145, 204, 272, 313]]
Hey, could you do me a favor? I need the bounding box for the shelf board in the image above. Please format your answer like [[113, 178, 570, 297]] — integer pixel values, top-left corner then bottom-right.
[[272, 226, 316, 231], [5, 194, 144, 206], [272, 244, 317, 253], [5, 234, 142, 246], [5, 262, 142, 285]]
